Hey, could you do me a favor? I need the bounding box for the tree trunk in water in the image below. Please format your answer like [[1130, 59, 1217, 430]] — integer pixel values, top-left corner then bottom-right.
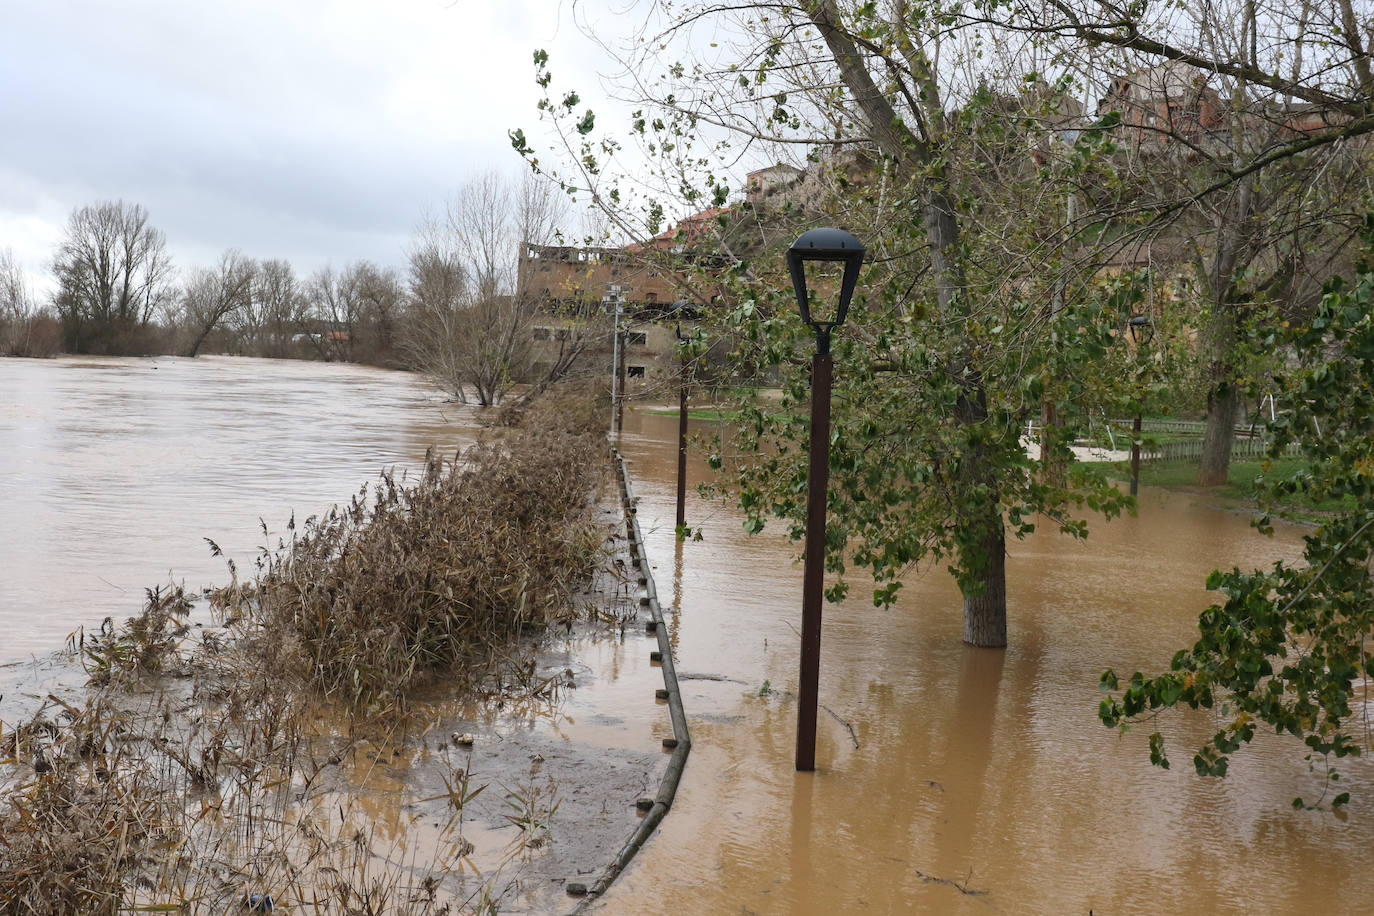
[[811, 1, 1007, 644], [1198, 383, 1241, 486], [185, 324, 213, 358], [1040, 400, 1066, 488], [962, 512, 1008, 648]]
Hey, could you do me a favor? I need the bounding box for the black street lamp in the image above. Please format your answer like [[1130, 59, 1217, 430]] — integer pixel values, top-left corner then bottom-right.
[[674, 311, 691, 535], [1127, 315, 1154, 497], [786, 228, 864, 773], [1127, 314, 1154, 345]]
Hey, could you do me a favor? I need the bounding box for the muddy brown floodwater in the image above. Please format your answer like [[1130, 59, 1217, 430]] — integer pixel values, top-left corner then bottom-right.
[[0, 355, 477, 715], [594, 407, 1374, 916], [6, 359, 1374, 914]]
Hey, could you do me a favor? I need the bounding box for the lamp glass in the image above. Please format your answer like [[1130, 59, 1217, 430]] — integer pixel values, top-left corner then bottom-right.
[[800, 259, 847, 327]]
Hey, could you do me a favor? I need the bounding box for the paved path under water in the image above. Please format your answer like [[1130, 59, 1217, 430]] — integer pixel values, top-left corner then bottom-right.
[[591, 406, 1374, 916]]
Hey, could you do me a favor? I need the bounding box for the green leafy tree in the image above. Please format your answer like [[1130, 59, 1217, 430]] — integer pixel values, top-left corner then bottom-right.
[[992, 0, 1374, 484], [516, 2, 1148, 646], [1099, 232, 1374, 806]]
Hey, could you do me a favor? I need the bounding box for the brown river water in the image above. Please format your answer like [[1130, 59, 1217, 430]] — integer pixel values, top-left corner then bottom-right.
[[594, 409, 1374, 916], [2, 357, 1372, 914], [0, 356, 476, 708]]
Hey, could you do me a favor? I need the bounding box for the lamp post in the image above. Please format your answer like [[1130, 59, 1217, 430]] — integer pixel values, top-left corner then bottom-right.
[[787, 227, 864, 773], [674, 317, 690, 535], [1127, 315, 1154, 497], [610, 297, 624, 436]]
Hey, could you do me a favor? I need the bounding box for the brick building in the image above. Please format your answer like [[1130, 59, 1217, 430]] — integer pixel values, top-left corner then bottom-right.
[[516, 242, 699, 384]]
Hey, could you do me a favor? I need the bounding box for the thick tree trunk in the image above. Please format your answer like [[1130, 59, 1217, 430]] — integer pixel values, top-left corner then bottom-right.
[[185, 322, 215, 358], [1198, 383, 1241, 486], [958, 382, 1008, 648], [961, 512, 1008, 648], [812, 0, 1008, 640]]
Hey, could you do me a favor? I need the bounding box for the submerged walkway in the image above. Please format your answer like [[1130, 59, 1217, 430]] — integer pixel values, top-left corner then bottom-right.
[[566, 448, 692, 908]]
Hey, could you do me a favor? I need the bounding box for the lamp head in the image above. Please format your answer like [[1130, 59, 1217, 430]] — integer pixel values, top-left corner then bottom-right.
[[787, 228, 865, 333], [1127, 314, 1154, 345]]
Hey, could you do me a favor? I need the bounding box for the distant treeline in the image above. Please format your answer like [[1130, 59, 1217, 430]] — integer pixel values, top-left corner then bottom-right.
[[0, 201, 410, 367]]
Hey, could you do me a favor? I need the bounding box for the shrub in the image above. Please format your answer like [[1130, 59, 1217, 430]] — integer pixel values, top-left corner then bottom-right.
[[230, 385, 608, 709]]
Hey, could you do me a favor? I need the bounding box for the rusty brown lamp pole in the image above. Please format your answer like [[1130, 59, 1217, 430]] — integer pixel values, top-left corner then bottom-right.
[[1127, 315, 1154, 497], [787, 228, 864, 772], [674, 318, 690, 534]]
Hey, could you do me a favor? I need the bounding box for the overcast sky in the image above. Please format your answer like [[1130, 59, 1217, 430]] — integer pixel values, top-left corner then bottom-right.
[[0, 0, 632, 295]]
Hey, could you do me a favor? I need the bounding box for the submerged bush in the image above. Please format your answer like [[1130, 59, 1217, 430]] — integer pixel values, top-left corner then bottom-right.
[[232, 387, 608, 709]]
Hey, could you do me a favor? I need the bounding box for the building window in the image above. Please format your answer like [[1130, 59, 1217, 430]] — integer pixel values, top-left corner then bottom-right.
[[555, 328, 573, 341], [627, 365, 646, 378], [645, 292, 657, 303], [532, 327, 552, 341], [626, 331, 647, 346]]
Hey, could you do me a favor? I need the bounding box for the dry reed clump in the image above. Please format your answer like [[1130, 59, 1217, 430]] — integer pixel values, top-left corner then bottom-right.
[[232, 391, 609, 710], [0, 681, 480, 914], [0, 693, 175, 914]]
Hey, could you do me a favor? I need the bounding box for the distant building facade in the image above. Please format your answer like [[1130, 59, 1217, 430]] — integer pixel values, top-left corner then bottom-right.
[[516, 242, 699, 385]]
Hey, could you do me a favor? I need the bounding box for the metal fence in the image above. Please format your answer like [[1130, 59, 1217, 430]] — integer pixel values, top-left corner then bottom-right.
[[1025, 418, 1306, 466], [1138, 436, 1302, 465]]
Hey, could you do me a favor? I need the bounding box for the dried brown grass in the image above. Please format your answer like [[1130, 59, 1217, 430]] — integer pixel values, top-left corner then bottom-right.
[[236, 392, 606, 710]]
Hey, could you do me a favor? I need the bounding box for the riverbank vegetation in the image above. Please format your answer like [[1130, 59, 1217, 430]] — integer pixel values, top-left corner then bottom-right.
[[0, 384, 611, 912], [224, 388, 607, 710]]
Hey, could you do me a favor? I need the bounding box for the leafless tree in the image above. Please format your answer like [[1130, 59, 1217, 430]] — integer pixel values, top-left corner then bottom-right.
[[180, 250, 255, 357], [0, 249, 61, 356], [353, 262, 404, 365], [0, 248, 31, 340], [299, 261, 402, 365], [402, 172, 594, 406], [304, 263, 364, 362], [52, 200, 174, 353], [236, 258, 306, 358]]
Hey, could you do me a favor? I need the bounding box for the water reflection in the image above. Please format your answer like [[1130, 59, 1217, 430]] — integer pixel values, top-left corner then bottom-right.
[[595, 407, 1374, 915]]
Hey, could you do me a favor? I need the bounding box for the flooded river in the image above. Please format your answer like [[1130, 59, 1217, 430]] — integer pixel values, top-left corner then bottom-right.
[[4, 358, 1372, 914], [0, 355, 473, 691], [596, 408, 1374, 915]]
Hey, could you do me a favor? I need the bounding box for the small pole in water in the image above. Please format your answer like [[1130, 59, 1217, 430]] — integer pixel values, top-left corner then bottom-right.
[[1130, 414, 1142, 497], [610, 298, 623, 436], [1127, 315, 1154, 498], [675, 320, 689, 535]]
